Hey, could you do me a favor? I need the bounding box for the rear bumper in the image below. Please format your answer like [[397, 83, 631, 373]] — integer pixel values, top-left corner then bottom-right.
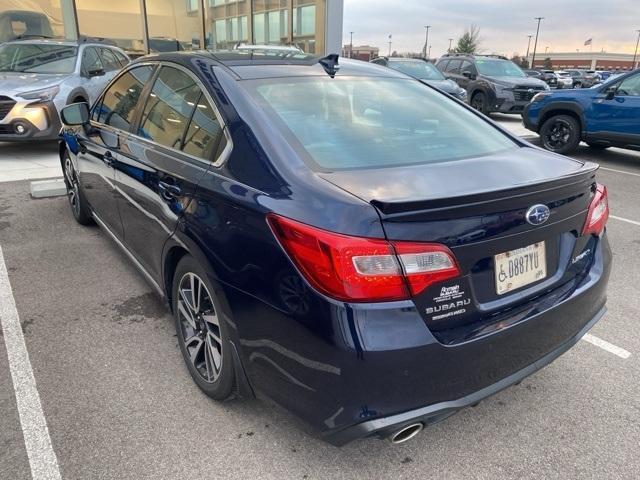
[[324, 304, 606, 446], [227, 233, 611, 446]]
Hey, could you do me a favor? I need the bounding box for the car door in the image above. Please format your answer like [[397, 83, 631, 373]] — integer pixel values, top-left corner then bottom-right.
[[458, 60, 477, 90], [589, 72, 640, 145], [114, 64, 228, 282], [443, 59, 463, 86], [76, 64, 155, 239]]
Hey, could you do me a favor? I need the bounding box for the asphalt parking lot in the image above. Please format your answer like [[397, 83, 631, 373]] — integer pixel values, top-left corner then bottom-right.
[[1, 126, 639, 479]]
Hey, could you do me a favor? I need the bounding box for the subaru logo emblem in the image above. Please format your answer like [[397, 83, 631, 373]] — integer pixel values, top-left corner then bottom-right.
[[526, 204, 551, 226], [527, 88, 534, 94]]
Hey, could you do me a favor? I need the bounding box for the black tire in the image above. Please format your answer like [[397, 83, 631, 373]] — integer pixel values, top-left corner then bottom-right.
[[62, 151, 93, 225], [587, 143, 609, 151], [539, 114, 581, 155], [471, 91, 490, 115], [172, 255, 236, 401]]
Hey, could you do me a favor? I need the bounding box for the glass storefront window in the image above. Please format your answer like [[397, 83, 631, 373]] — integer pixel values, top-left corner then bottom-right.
[[75, 0, 144, 54], [293, 0, 324, 54], [146, 0, 202, 52], [252, 0, 289, 46], [0, 0, 66, 42], [205, 0, 249, 50]]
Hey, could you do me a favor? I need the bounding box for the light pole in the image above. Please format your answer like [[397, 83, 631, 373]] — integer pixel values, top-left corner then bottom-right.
[[531, 17, 544, 68], [423, 25, 431, 59], [545, 46, 549, 54], [349, 31, 354, 59], [525, 35, 533, 64], [428, 45, 432, 59], [633, 29, 640, 69], [448, 38, 453, 53], [388, 34, 392, 56]]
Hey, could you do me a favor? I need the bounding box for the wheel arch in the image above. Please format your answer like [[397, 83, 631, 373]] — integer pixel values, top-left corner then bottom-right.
[[538, 102, 586, 135], [161, 232, 255, 398], [65, 87, 89, 105]]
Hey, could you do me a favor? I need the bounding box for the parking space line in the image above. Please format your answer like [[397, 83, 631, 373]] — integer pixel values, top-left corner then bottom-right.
[[610, 215, 640, 227], [582, 333, 631, 359], [600, 166, 640, 178], [0, 245, 62, 480]]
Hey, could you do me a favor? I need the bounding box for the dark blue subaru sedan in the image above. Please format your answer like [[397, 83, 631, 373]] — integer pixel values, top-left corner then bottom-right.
[[58, 50, 611, 446]]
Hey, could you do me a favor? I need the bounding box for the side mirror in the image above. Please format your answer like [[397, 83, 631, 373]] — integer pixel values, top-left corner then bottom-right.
[[87, 68, 105, 77], [605, 86, 617, 100], [61, 102, 90, 126]]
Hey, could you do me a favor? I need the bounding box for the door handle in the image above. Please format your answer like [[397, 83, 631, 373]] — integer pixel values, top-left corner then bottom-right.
[[158, 181, 182, 201], [103, 151, 114, 167]]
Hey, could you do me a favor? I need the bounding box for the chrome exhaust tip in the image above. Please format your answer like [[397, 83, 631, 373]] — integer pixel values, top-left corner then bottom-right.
[[388, 423, 423, 444]]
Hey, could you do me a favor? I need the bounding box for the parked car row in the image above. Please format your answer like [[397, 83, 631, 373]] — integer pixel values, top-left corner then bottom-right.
[[0, 37, 130, 141], [524, 68, 608, 89], [56, 49, 612, 446]]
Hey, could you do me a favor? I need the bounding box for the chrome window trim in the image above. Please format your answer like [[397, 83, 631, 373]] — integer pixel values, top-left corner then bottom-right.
[[90, 60, 232, 169]]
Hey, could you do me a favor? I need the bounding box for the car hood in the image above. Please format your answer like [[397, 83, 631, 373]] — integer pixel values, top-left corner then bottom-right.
[[0, 72, 70, 96], [485, 76, 547, 88], [422, 79, 461, 94], [318, 146, 589, 204]]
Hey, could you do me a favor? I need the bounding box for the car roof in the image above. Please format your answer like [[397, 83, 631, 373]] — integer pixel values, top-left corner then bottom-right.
[[5, 37, 120, 48], [131, 50, 409, 80]]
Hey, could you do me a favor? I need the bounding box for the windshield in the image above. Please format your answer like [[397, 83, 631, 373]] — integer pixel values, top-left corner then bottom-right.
[[0, 44, 77, 74], [244, 77, 517, 171], [389, 60, 446, 81], [475, 59, 526, 78]]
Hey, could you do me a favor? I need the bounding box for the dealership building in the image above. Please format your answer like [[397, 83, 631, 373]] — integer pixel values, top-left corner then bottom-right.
[[0, 0, 344, 56], [527, 51, 638, 71]]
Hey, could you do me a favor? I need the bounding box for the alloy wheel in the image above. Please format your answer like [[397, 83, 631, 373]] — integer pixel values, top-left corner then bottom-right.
[[544, 119, 572, 150], [471, 94, 486, 113], [177, 272, 223, 383], [64, 157, 81, 218]]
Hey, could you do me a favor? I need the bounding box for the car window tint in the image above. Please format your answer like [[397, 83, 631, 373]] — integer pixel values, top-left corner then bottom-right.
[[617, 74, 640, 96], [182, 94, 224, 159], [436, 60, 449, 72], [445, 59, 462, 73], [97, 65, 154, 130], [99, 48, 121, 72], [138, 66, 201, 150], [114, 50, 129, 67], [82, 46, 102, 74], [460, 60, 474, 73], [248, 77, 516, 171]]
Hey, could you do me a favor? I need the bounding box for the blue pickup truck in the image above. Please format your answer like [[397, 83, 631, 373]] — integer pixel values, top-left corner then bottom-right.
[[523, 69, 640, 154]]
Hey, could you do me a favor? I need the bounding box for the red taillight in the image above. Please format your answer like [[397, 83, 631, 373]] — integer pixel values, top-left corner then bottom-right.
[[267, 214, 460, 302], [582, 184, 609, 236]]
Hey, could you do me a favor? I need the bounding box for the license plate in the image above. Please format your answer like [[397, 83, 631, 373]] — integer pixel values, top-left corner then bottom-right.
[[494, 242, 547, 295]]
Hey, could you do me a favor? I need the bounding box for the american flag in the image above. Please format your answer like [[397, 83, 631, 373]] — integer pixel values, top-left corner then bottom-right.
[[584, 38, 592, 46]]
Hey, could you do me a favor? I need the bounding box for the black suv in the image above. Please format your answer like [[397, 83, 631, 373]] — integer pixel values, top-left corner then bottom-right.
[[436, 54, 549, 114]]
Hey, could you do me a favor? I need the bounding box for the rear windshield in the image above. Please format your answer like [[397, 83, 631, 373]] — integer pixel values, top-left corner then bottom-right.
[[243, 77, 517, 171]]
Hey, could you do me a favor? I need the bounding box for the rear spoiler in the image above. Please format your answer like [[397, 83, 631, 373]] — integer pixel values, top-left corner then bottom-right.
[[371, 163, 599, 219]]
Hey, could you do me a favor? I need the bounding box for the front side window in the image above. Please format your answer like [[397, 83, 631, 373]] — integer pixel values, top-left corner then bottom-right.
[[97, 65, 154, 130], [616, 74, 640, 96], [99, 48, 121, 72], [82, 47, 102, 75], [0, 43, 77, 74], [245, 77, 517, 171]]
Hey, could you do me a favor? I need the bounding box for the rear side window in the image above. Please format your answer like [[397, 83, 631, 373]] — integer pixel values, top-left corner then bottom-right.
[[138, 66, 224, 159], [114, 50, 129, 67], [97, 65, 154, 130], [99, 48, 121, 72], [436, 60, 449, 72], [246, 77, 517, 171]]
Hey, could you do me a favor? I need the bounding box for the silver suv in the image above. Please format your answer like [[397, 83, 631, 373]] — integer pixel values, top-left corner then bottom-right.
[[0, 38, 130, 141]]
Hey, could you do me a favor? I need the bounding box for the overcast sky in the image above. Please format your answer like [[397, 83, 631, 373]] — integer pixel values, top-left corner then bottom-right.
[[342, 0, 640, 57]]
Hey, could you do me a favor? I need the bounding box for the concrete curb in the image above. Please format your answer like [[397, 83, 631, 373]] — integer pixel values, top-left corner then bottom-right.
[[30, 178, 66, 199]]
